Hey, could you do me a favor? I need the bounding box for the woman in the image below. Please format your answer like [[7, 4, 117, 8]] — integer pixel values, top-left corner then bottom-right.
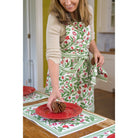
[[45, 0, 107, 112]]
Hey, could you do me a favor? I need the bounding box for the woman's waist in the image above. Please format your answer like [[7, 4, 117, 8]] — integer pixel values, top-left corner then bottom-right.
[[61, 52, 89, 59]]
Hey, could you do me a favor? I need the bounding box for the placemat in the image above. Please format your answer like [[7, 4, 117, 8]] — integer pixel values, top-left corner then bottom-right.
[[23, 91, 48, 104], [23, 102, 106, 137], [80, 124, 115, 138]]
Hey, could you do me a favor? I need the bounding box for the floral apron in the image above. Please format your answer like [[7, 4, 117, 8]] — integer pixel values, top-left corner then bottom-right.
[[45, 22, 107, 112]]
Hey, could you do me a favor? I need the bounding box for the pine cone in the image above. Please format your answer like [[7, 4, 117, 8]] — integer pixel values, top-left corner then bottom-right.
[[51, 101, 66, 113]]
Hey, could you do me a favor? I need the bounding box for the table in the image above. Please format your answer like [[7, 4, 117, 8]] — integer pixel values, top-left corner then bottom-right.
[[23, 98, 115, 138]]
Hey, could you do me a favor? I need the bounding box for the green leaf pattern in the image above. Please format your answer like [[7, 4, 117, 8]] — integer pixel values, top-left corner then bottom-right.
[[80, 124, 115, 138], [23, 92, 48, 103]]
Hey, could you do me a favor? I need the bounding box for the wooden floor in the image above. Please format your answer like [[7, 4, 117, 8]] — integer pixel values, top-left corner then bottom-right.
[[94, 89, 115, 120]]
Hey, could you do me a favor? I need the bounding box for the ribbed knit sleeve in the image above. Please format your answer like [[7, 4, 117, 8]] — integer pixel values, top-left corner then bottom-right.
[[88, 5, 95, 40], [46, 14, 61, 64]]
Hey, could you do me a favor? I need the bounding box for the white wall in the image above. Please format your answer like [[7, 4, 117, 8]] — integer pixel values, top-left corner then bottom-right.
[[87, 0, 94, 8], [97, 33, 115, 52], [23, 0, 37, 89]]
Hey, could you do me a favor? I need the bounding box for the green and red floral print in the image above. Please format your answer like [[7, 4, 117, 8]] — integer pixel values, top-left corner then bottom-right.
[[45, 22, 107, 112]]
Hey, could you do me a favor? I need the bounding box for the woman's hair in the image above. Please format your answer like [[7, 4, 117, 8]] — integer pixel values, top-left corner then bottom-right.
[[48, 0, 92, 26]]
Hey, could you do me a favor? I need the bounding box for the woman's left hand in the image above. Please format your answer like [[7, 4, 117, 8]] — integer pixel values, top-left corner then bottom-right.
[[89, 40, 104, 67], [93, 48, 104, 67]]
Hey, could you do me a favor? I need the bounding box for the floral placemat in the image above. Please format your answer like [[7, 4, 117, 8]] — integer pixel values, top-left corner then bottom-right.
[[23, 102, 106, 137], [23, 92, 48, 104], [80, 124, 115, 138]]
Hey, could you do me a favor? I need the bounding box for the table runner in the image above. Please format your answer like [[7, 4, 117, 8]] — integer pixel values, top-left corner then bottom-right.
[[23, 91, 48, 104], [23, 102, 106, 137], [80, 124, 115, 138]]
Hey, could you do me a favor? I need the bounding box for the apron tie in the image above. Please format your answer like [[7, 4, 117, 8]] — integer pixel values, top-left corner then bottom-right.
[[60, 53, 89, 73]]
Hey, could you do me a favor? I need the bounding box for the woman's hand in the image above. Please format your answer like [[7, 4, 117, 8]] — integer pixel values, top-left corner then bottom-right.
[[89, 40, 104, 67], [93, 48, 104, 67], [47, 88, 64, 112]]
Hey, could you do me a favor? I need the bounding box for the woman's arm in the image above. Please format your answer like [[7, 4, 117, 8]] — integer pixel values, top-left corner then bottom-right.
[[88, 5, 104, 67], [89, 40, 104, 67], [46, 14, 64, 111], [47, 59, 64, 112]]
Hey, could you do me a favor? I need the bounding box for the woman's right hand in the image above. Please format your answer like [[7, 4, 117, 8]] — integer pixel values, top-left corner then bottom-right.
[[47, 88, 64, 112]]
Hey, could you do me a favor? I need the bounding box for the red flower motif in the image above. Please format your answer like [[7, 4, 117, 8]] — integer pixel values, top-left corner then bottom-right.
[[64, 41, 68, 44], [81, 50, 83, 52], [78, 90, 81, 94], [71, 46, 74, 49], [84, 84, 87, 88], [72, 31, 77, 36], [69, 77, 72, 80], [75, 95, 79, 99], [61, 60, 64, 64], [79, 24, 82, 27], [89, 87, 91, 91], [70, 84, 72, 86], [68, 96, 71, 99], [52, 122, 57, 126], [87, 32, 90, 35], [65, 36, 70, 40], [62, 125, 69, 128], [79, 44, 82, 47], [84, 73, 87, 76], [62, 76, 64, 79], [73, 36, 76, 42], [66, 59, 68, 62], [80, 119, 84, 122], [104, 74, 108, 78]]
